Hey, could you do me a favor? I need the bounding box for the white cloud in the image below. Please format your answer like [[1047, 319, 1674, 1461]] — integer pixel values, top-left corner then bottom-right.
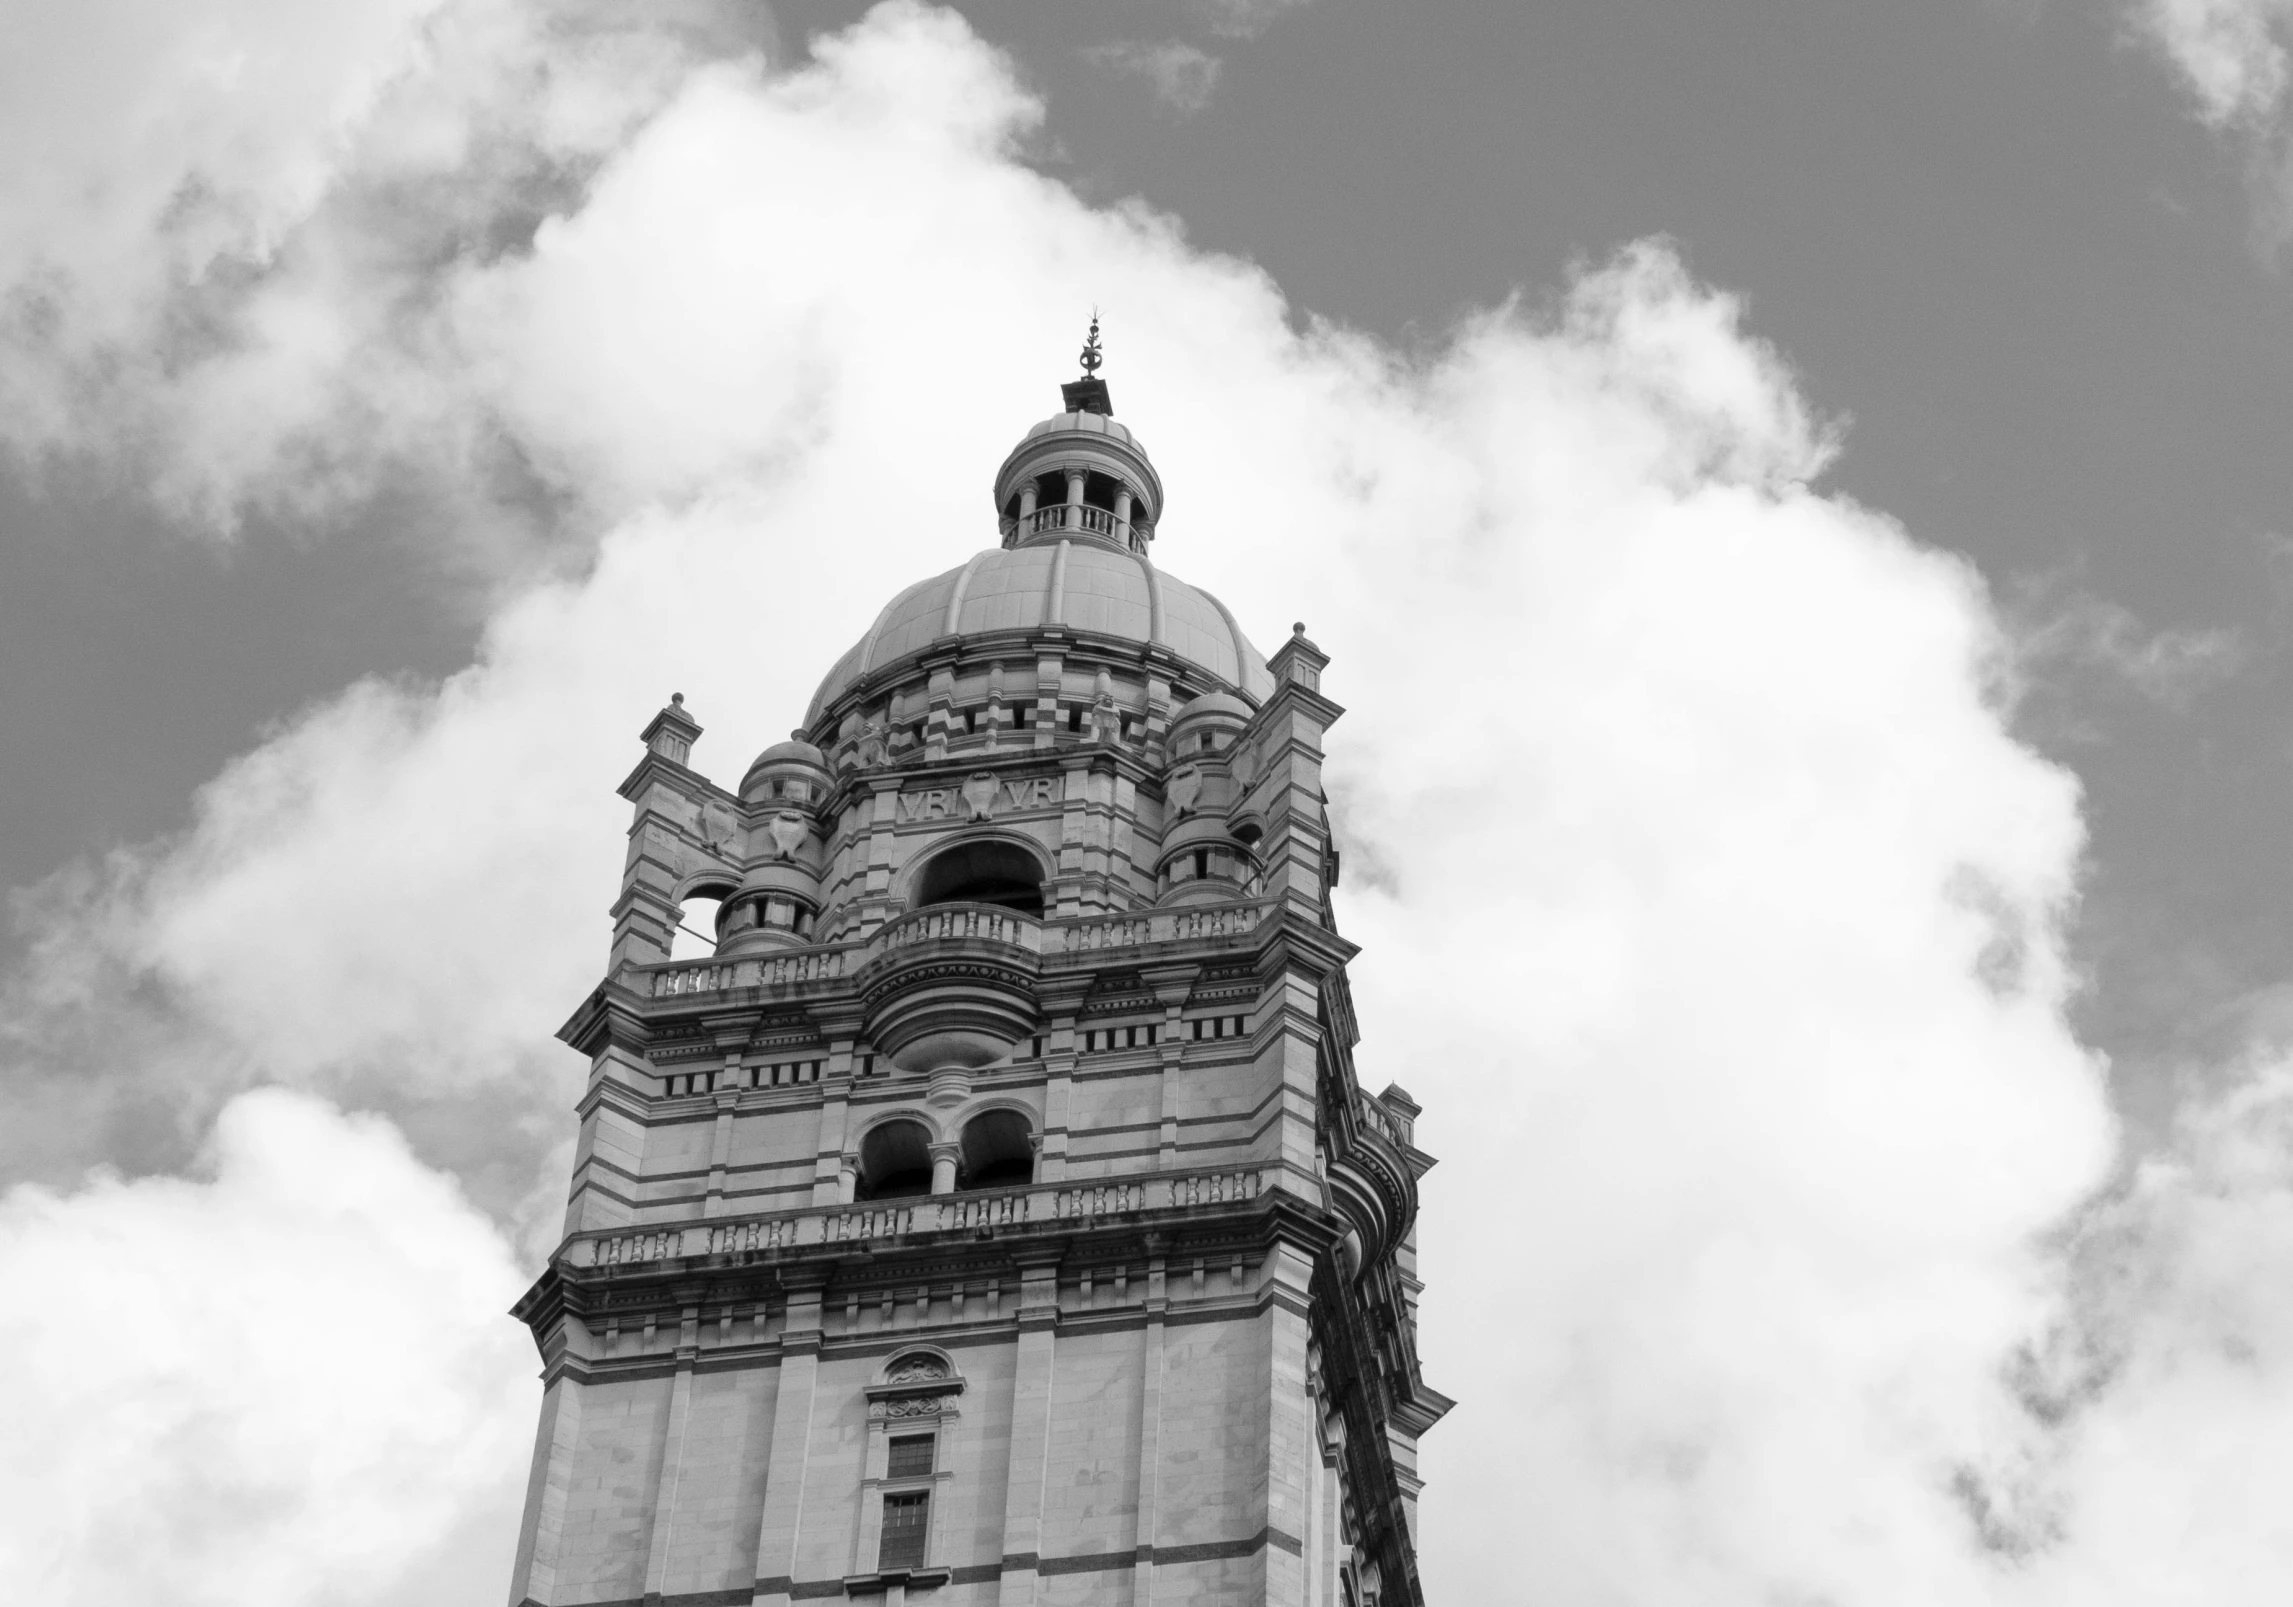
[[0, 1087, 533, 1607], [2132, 0, 2293, 249], [1082, 39, 1223, 116], [3, 3, 2291, 1603], [0, 0, 772, 567], [2136, 0, 2293, 126]]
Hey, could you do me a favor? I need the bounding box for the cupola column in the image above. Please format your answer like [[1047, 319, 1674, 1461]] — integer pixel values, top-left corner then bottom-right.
[[1113, 486, 1135, 548], [1063, 466, 1086, 532]]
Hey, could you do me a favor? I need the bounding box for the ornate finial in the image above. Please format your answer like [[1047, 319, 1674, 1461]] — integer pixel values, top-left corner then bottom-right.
[[671, 692, 685, 707], [1060, 314, 1115, 416]]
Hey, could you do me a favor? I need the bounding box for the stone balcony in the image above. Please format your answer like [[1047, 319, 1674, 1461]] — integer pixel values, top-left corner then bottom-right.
[[571, 1164, 1279, 1275], [635, 897, 1277, 1004]]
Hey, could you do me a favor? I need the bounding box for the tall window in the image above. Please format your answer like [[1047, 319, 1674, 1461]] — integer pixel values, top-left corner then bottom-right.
[[879, 1492, 930, 1570]]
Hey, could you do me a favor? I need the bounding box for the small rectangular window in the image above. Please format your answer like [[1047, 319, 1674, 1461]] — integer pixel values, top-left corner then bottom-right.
[[879, 1492, 930, 1570], [887, 1433, 935, 1479]]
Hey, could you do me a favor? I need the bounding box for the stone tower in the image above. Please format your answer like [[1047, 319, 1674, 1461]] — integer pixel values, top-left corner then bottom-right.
[[507, 347, 1450, 1607]]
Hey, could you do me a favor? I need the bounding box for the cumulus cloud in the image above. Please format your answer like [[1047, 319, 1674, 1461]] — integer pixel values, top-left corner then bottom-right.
[[0, 0, 772, 569], [4, 2, 2291, 1603], [1081, 39, 1223, 116], [0, 1087, 533, 1607], [2131, 0, 2293, 250]]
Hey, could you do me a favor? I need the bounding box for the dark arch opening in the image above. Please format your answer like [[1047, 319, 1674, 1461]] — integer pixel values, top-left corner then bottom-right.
[[857, 1120, 934, 1201], [1081, 470, 1124, 513], [961, 1109, 1035, 1190], [913, 839, 1045, 917]]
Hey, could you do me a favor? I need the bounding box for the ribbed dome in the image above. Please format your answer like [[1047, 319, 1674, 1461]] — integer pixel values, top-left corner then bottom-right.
[[806, 543, 1274, 722], [1020, 410, 1138, 447]]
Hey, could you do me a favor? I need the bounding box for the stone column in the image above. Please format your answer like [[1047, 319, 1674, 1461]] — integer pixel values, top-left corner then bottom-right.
[[1063, 467, 1085, 532], [1114, 485, 1134, 548], [929, 1142, 960, 1195]]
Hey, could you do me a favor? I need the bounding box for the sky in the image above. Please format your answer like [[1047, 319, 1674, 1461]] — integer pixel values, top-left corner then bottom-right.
[[1, 1, 2290, 1603]]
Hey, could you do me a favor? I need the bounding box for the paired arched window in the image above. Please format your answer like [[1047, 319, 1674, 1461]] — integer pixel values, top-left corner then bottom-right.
[[853, 1111, 1034, 1200]]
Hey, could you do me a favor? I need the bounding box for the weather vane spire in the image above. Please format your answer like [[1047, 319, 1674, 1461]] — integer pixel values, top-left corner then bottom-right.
[[1060, 310, 1114, 416]]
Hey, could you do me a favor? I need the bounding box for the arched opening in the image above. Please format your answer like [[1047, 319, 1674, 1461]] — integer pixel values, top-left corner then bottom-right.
[[960, 1109, 1035, 1190], [1081, 469, 1124, 513], [668, 884, 736, 960], [913, 839, 1045, 917], [856, 1120, 934, 1201]]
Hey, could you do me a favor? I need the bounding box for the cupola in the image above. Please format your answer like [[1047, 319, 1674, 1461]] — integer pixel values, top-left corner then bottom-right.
[[992, 317, 1164, 555]]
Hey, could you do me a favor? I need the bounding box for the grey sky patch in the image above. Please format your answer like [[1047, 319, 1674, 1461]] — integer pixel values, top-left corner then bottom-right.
[[1189, 0, 1315, 42], [1080, 38, 1223, 116]]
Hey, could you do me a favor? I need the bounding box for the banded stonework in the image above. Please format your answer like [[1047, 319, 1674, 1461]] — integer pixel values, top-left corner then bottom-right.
[[508, 362, 1450, 1607]]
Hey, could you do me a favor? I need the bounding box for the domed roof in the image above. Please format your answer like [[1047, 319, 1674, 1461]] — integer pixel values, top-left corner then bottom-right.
[[754, 735, 826, 765], [1019, 410, 1139, 448], [739, 735, 830, 797], [1172, 690, 1253, 725], [806, 543, 1274, 722]]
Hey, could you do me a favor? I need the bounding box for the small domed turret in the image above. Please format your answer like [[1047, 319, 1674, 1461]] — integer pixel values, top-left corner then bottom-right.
[[740, 734, 830, 806], [1169, 690, 1252, 757]]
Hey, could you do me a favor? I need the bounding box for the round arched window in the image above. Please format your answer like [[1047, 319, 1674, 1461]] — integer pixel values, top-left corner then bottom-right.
[[912, 840, 1045, 917], [856, 1119, 934, 1200], [960, 1109, 1035, 1189]]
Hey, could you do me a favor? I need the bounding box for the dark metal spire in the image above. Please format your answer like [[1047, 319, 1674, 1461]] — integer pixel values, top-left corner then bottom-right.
[[1061, 312, 1113, 415]]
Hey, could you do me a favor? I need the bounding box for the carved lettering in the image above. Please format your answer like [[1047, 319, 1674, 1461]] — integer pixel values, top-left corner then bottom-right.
[[895, 776, 1056, 819], [897, 789, 954, 822], [999, 776, 1056, 811]]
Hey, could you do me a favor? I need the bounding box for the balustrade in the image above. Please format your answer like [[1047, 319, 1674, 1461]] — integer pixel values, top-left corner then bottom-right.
[[634, 902, 1270, 1002], [1019, 504, 1120, 538], [864, 903, 1045, 961], [580, 1167, 1267, 1269], [1057, 900, 1272, 954], [647, 948, 845, 999]]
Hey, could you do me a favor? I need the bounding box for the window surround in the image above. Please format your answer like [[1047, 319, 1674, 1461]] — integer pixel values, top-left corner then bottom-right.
[[843, 1352, 967, 1595]]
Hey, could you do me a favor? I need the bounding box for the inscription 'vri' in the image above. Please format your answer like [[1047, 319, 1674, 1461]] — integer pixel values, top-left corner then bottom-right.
[[897, 774, 1059, 822]]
